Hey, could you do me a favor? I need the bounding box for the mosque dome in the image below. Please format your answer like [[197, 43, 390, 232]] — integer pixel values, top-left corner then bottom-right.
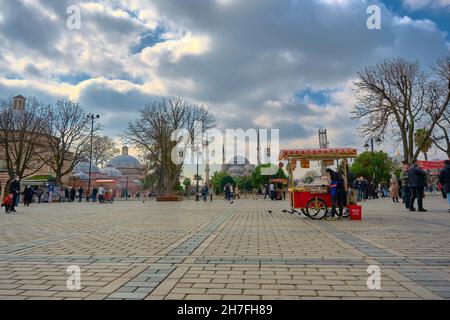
[[73, 162, 102, 174], [103, 165, 123, 177], [72, 172, 89, 181], [227, 155, 251, 165], [228, 166, 246, 176], [108, 147, 141, 169]]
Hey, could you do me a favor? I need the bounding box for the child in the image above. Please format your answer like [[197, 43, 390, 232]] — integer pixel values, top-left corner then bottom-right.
[[1, 193, 14, 213]]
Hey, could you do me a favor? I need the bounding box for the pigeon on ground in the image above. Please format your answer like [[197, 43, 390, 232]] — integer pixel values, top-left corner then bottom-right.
[[268, 210, 273, 214]]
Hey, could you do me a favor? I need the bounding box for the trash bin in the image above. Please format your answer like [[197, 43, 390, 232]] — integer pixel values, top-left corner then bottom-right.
[[349, 205, 362, 221]]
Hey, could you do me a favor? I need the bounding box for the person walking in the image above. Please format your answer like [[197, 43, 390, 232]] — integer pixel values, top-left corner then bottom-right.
[[2, 193, 13, 213], [409, 159, 428, 212], [389, 173, 400, 203], [98, 186, 105, 203], [36, 187, 43, 204], [234, 186, 241, 200], [78, 186, 84, 203], [70, 187, 76, 202], [64, 187, 70, 202], [224, 183, 231, 202], [400, 162, 411, 209], [202, 184, 209, 201], [439, 160, 450, 212], [269, 183, 275, 200], [9, 176, 21, 212], [23, 186, 34, 207], [326, 169, 345, 220], [92, 187, 98, 203], [264, 184, 270, 200]]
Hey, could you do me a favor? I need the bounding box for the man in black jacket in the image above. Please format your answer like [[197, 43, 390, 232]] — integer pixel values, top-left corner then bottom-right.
[[439, 160, 450, 212], [9, 176, 21, 213], [408, 160, 428, 212]]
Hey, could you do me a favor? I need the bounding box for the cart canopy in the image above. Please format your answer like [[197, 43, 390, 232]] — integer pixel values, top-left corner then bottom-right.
[[279, 148, 358, 161], [271, 178, 288, 185]]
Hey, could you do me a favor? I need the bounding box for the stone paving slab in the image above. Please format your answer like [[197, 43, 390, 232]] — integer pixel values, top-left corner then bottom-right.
[[0, 198, 449, 300]]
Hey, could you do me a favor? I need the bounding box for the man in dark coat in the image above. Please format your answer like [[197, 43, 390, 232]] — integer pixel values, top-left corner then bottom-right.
[[78, 187, 84, 203], [326, 169, 345, 220], [439, 160, 450, 212], [23, 186, 34, 207], [9, 176, 21, 212], [70, 187, 76, 202], [408, 160, 428, 212], [64, 187, 70, 202]]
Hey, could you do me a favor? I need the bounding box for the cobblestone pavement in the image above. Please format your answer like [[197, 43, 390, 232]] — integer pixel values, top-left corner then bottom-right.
[[0, 197, 449, 300]]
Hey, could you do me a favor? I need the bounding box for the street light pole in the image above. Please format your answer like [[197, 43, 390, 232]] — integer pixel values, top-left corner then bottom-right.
[[196, 150, 200, 202], [371, 137, 375, 181], [87, 114, 99, 199], [125, 176, 129, 201], [364, 137, 380, 182]]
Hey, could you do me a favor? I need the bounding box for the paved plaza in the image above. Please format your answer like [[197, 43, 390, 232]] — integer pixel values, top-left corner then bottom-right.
[[0, 197, 449, 300]]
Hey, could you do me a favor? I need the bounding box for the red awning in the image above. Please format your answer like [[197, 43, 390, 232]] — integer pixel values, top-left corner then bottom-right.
[[279, 148, 358, 160], [417, 161, 445, 170]]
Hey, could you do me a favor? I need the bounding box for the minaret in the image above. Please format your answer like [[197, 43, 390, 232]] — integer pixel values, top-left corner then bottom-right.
[[221, 143, 226, 172], [318, 129, 329, 175], [257, 128, 261, 166], [205, 138, 210, 185], [13, 95, 26, 111]]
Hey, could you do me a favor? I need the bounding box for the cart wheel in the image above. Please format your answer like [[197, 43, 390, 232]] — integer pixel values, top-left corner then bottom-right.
[[340, 208, 350, 218], [301, 208, 310, 217], [306, 198, 328, 220]]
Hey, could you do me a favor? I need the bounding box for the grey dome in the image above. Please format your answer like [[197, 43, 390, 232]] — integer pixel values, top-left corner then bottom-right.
[[73, 162, 102, 174], [228, 166, 246, 175], [103, 165, 123, 177], [228, 155, 251, 165], [108, 146, 141, 169], [108, 155, 141, 169], [73, 172, 89, 180]]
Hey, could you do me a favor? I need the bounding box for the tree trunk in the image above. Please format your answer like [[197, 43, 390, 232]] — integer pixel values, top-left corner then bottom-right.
[[55, 175, 64, 187]]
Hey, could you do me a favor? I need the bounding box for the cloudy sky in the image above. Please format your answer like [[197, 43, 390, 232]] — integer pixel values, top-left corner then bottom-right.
[[0, 0, 449, 166]]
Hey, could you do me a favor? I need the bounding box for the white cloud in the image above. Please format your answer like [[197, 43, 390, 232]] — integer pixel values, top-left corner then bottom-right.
[[0, 0, 448, 151], [404, 0, 450, 10]]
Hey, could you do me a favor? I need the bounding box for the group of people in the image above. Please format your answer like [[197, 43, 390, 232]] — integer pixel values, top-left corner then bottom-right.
[[352, 159, 450, 213], [63, 186, 110, 203], [1, 177, 116, 214], [400, 160, 450, 212], [354, 177, 400, 202], [223, 183, 241, 202], [400, 159, 450, 213]]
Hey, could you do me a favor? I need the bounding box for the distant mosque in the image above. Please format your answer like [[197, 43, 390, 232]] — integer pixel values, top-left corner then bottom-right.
[[71, 146, 146, 195], [218, 130, 268, 178]]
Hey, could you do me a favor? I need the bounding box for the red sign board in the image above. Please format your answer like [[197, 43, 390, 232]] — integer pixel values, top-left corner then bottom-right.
[[417, 161, 445, 170]]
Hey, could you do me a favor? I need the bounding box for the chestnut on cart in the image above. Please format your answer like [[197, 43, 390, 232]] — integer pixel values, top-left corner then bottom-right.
[[279, 148, 358, 220]]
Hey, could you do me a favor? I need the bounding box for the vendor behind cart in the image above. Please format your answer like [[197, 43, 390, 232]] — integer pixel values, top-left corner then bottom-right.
[[326, 168, 345, 220]]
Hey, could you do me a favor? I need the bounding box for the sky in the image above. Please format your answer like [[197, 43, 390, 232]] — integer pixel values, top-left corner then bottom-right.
[[0, 0, 449, 174]]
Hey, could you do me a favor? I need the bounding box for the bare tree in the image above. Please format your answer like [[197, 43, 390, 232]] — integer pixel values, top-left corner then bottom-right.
[[124, 97, 215, 195], [433, 109, 450, 159], [353, 56, 450, 163], [41, 100, 91, 186], [0, 96, 49, 190], [90, 135, 120, 167]]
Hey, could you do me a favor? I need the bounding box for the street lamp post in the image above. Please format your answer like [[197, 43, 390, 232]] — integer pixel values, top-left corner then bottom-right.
[[195, 148, 200, 202], [125, 176, 129, 201], [364, 137, 381, 181], [87, 114, 100, 199]]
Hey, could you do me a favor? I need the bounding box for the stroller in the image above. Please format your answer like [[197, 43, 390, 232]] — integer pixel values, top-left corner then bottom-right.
[[1, 194, 14, 213]]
